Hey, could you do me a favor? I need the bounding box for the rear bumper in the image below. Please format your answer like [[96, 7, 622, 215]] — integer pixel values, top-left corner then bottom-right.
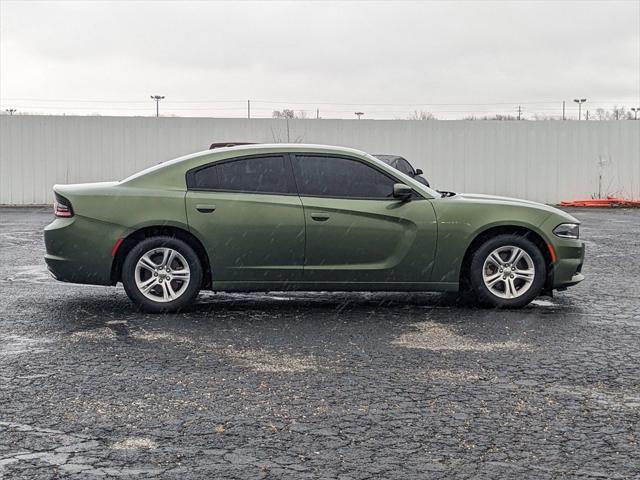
[[44, 254, 113, 285], [44, 216, 121, 286]]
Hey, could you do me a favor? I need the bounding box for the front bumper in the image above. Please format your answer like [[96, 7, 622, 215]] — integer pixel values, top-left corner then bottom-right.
[[551, 240, 585, 289]]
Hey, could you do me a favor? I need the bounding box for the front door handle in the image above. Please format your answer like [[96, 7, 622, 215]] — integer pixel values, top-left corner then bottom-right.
[[196, 204, 216, 213], [310, 213, 330, 222]]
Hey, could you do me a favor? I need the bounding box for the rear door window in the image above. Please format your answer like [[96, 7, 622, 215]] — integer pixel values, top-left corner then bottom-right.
[[188, 155, 295, 194]]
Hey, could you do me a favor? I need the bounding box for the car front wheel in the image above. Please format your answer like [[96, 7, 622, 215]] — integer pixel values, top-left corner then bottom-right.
[[122, 236, 203, 312], [468, 234, 546, 308]]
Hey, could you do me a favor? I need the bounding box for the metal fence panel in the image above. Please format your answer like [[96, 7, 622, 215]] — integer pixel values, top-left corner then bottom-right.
[[1, 115, 638, 204]]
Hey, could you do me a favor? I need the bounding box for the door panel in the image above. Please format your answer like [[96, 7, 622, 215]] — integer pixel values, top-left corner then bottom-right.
[[186, 191, 305, 283], [301, 197, 437, 283]]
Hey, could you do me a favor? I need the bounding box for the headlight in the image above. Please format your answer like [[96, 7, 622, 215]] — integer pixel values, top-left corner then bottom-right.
[[553, 223, 580, 239]]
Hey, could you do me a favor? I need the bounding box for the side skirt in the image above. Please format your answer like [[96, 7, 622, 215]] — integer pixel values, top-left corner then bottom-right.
[[209, 281, 459, 293]]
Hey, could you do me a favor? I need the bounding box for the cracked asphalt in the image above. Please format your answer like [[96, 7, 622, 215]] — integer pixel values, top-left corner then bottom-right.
[[1, 207, 639, 479]]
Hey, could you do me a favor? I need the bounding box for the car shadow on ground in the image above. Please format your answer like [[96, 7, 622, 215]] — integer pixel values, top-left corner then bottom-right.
[[57, 288, 572, 315], [52, 290, 478, 318], [46, 289, 577, 349]]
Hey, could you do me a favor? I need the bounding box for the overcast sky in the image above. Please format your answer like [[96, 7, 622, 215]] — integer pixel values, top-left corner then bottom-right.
[[1, 0, 639, 119]]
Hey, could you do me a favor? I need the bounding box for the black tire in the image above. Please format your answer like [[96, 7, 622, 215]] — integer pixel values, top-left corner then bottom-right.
[[122, 236, 203, 313], [468, 234, 546, 309]]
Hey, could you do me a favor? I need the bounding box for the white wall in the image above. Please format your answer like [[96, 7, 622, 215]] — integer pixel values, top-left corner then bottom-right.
[[1, 115, 638, 204]]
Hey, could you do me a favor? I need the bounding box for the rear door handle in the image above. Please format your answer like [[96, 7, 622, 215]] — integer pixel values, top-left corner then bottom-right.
[[310, 213, 330, 222], [196, 204, 216, 213]]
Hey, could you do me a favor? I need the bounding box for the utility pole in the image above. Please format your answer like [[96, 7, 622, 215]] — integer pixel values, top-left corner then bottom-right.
[[573, 98, 587, 120], [247, 100, 251, 119], [316, 108, 319, 119], [150, 95, 165, 117], [354, 111, 364, 119], [517, 105, 522, 120], [5, 109, 16, 115], [631, 107, 639, 120], [562, 101, 566, 120]]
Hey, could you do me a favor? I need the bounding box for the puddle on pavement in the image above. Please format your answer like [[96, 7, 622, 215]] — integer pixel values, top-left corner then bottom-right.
[[546, 384, 640, 410], [0, 421, 161, 475], [71, 327, 118, 342], [222, 346, 317, 373], [131, 329, 318, 372], [3, 264, 53, 284], [424, 368, 493, 381], [530, 299, 556, 307], [111, 437, 158, 450], [392, 321, 529, 352], [1, 335, 51, 356]]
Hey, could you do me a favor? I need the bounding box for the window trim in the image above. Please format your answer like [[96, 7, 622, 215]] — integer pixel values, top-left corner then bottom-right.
[[185, 153, 298, 196], [290, 153, 425, 201]]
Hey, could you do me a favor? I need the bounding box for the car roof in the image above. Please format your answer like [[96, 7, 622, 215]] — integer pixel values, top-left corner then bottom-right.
[[121, 144, 373, 184], [195, 143, 373, 159]]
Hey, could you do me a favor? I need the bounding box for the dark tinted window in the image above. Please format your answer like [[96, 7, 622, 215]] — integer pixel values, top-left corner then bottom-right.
[[372, 155, 395, 165], [395, 158, 414, 175], [293, 155, 396, 199], [190, 155, 294, 194]]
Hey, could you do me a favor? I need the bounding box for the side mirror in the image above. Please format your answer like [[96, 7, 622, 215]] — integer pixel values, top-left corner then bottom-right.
[[415, 168, 423, 175], [393, 183, 413, 201]]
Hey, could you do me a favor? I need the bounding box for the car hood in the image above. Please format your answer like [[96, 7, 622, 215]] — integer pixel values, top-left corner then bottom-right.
[[455, 193, 579, 223]]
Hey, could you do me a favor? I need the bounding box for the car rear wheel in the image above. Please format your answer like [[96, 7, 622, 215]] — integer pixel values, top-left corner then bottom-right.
[[468, 234, 546, 308], [122, 236, 203, 312]]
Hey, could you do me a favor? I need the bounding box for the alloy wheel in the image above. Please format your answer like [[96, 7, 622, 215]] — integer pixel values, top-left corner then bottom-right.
[[482, 245, 535, 299], [134, 247, 191, 303]]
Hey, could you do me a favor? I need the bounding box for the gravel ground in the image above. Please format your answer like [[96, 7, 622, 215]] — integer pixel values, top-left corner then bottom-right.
[[1, 207, 639, 479]]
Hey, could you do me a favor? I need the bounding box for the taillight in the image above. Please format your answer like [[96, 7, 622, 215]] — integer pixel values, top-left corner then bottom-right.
[[54, 193, 74, 218]]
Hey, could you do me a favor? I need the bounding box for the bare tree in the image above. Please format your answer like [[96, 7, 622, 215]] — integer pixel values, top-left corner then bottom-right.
[[407, 110, 437, 120], [531, 113, 559, 121], [272, 109, 308, 119], [272, 109, 295, 119], [591, 106, 633, 120], [611, 106, 632, 120], [463, 114, 518, 121]]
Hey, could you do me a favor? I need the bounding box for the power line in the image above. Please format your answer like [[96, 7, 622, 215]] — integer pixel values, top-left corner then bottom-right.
[[4, 97, 639, 120], [4, 97, 635, 106]]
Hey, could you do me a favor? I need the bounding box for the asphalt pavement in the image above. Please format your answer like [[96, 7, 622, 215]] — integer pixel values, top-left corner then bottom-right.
[[1, 207, 639, 479]]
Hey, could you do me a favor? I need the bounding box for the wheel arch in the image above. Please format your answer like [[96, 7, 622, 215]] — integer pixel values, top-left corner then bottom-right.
[[111, 225, 212, 289], [459, 224, 554, 292]]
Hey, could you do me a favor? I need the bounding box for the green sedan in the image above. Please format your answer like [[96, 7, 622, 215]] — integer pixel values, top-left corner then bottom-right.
[[44, 144, 585, 312]]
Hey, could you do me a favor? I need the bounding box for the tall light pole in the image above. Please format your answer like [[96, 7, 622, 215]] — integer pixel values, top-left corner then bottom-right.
[[150, 95, 165, 117], [354, 111, 364, 119], [5, 109, 16, 115], [573, 98, 587, 120], [631, 107, 639, 120]]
